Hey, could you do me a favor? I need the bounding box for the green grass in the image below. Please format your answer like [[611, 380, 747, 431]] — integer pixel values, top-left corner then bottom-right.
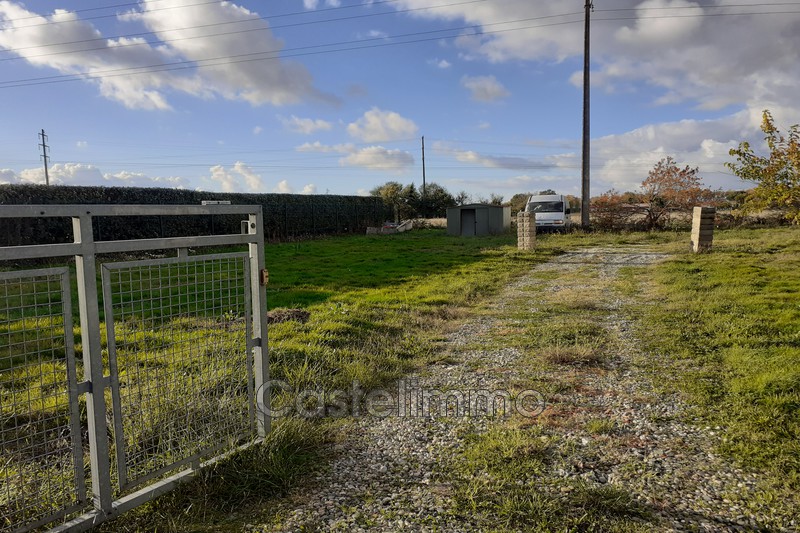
[[449, 426, 652, 532], [86, 229, 548, 530], [627, 226, 800, 482]]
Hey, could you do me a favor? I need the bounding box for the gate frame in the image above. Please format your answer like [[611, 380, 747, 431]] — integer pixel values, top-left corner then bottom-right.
[[0, 205, 269, 532]]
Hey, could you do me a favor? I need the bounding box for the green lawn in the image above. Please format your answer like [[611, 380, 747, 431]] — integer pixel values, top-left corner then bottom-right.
[[627, 226, 800, 482]]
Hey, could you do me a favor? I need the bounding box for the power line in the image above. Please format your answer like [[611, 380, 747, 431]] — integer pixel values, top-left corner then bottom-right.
[[0, 14, 586, 89], [0, 0, 490, 62]]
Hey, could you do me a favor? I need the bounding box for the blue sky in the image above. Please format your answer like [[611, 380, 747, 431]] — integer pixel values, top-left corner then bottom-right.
[[1, 0, 799, 199]]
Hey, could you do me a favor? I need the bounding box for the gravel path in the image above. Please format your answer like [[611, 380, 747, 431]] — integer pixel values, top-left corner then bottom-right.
[[250, 247, 798, 533]]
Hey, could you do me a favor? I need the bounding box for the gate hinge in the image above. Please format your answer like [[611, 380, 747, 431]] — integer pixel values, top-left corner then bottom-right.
[[259, 269, 269, 286]]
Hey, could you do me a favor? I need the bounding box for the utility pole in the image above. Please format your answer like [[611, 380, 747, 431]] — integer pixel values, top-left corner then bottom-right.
[[38, 129, 50, 186], [581, 0, 593, 228], [421, 136, 427, 216]]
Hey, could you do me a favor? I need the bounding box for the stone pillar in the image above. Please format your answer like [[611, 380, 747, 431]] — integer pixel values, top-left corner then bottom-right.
[[691, 206, 715, 253], [517, 211, 536, 251]]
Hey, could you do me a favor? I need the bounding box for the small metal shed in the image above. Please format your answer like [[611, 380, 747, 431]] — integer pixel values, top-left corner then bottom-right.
[[446, 204, 511, 237]]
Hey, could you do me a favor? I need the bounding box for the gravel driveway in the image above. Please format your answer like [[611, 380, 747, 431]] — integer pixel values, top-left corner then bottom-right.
[[250, 247, 798, 533]]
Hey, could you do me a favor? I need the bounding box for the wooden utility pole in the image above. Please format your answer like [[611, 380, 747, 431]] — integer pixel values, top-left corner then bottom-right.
[[581, 0, 593, 228], [421, 136, 427, 196], [39, 129, 50, 186], [421, 136, 427, 217]]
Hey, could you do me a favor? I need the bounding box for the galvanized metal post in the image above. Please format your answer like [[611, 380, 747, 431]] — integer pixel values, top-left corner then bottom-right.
[[248, 210, 270, 436], [72, 213, 114, 513]]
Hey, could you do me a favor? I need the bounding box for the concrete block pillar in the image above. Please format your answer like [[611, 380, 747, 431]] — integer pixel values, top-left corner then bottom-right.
[[691, 206, 715, 253], [517, 211, 536, 251]]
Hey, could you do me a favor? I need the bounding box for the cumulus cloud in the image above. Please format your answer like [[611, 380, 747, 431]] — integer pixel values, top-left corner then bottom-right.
[[208, 161, 264, 192], [461, 75, 510, 102], [347, 108, 418, 142], [301, 184, 317, 194], [0, 0, 333, 110], [0, 164, 188, 187], [273, 179, 293, 193], [295, 141, 414, 172], [253, 126, 263, 135], [281, 115, 333, 134], [342, 146, 415, 171]]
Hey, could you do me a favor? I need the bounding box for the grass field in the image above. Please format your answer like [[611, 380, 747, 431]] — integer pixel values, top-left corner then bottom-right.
[[626, 227, 800, 483], [3, 225, 798, 531]]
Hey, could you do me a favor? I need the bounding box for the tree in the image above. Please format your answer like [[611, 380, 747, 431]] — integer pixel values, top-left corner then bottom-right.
[[489, 193, 504, 206], [639, 157, 714, 229], [454, 190, 472, 206], [507, 192, 532, 214], [726, 110, 800, 223], [538, 188, 557, 195], [417, 182, 455, 217], [370, 181, 417, 221], [590, 189, 636, 230]]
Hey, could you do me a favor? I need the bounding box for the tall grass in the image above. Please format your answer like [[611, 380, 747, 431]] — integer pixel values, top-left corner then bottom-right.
[[628, 226, 800, 482]]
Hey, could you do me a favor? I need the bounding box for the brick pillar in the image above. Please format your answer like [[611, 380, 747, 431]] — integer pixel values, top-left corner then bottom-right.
[[691, 206, 715, 253], [517, 211, 536, 250]]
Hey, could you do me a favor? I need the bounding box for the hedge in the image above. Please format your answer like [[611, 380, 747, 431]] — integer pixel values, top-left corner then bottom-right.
[[0, 184, 391, 246]]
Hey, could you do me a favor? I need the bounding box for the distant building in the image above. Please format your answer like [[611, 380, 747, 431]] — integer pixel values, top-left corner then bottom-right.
[[446, 204, 511, 237]]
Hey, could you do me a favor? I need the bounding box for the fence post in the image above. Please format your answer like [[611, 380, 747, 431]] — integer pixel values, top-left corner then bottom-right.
[[691, 206, 715, 253], [72, 213, 114, 513], [248, 209, 270, 436], [517, 211, 536, 250]]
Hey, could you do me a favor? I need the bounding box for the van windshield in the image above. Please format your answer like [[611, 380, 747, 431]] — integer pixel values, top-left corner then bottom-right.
[[527, 201, 564, 213]]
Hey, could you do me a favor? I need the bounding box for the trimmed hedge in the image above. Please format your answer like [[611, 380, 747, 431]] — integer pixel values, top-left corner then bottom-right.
[[0, 185, 390, 246]]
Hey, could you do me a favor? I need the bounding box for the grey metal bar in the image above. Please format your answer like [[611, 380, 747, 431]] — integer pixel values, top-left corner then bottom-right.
[[0, 204, 260, 218], [47, 438, 263, 533], [248, 212, 270, 436], [61, 267, 87, 507], [72, 214, 114, 513], [101, 251, 251, 271], [100, 263, 128, 491]]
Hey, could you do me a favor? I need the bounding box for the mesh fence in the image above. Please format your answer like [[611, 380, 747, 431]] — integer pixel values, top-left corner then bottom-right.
[[102, 254, 253, 492], [0, 268, 84, 533]]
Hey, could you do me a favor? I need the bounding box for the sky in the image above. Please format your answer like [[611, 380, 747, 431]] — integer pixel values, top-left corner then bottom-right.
[[1, 0, 799, 200]]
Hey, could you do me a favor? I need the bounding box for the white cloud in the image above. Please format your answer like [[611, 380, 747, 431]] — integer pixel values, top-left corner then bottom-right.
[[0, 1, 333, 110], [76, 141, 88, 148], [303, 0, 341, 9], [347, 108, 418, 142], [356, 188, 371, 196], [342, 146, 414, 171], [296, 141, 356, 153], [273, 179, 293, 193], [208, 161, 263, 193], [295, 142, 414, 172], [253, 126, 263, 135], [281, 115, 333, 134], [590, 111, 764, 192], [301, 184, 317, 194], [461, 75, 510, 102], [393, 0, 800, 116], [436, 59, 452, 69], [0, 164, 188, 187]]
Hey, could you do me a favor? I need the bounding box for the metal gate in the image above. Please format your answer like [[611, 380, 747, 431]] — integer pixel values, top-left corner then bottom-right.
[[0, 205, 269, 533]]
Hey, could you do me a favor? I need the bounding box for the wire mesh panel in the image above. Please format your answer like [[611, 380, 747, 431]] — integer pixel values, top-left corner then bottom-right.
[[101, 254, 253, 492], [0, 268, 84, 533]]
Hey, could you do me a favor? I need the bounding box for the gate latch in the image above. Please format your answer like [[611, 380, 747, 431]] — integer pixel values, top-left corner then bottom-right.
[[260, 269, 269, 286]]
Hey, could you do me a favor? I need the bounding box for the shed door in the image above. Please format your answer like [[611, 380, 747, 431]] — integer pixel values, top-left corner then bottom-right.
[[461, 209, 476, 236]]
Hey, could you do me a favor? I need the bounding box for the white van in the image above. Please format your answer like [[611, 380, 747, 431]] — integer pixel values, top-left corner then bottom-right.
[[524, 194, 572, 232]]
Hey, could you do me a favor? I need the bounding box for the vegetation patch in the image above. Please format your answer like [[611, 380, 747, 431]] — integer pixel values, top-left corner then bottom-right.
[[627, 226, 800, 483]]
